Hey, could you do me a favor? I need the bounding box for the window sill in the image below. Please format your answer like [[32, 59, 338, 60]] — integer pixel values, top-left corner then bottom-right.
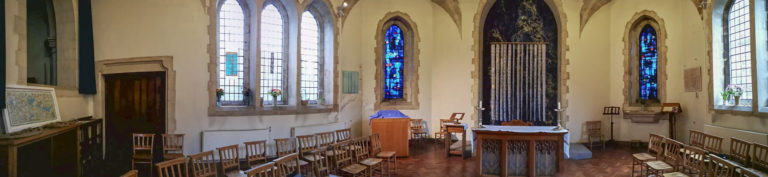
[[760, 107, 768, 113], [208, 104, 335, 116], [713, 105, 752, 112]]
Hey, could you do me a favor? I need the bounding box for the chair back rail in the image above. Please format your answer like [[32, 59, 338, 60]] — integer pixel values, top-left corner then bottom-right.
[[708, 154, 739, 177], [662, 138, 685, 170], [188, 151, 217, 177], [217, 144, 240, 172], [316, 131, 336, 147], [336, 129, 352, 142], [133, 133, 155, 152], [297, 135, 318, 155], [703, 134, 723, 153], [353, 137, 371, 162], [682, 145, 707, 174], [411, 119, 424, 130], [244, 140, 267, 167], [689, 130, 706, 148], [753, 143, 768, 171], [155, 157, 188, 177], [740, 167, 763, 177], [585, 121, 601, 136], [333, 142, 353, 170], [730, 138, 752, 166], [162, 134, 185, 153], [245, 162, 275, 177], [275, 153, 301, 177], [275, 138, 297, 157], [120, 170, 138, 177], [371, 133, 383, 155], [648, 133, 665, 156]]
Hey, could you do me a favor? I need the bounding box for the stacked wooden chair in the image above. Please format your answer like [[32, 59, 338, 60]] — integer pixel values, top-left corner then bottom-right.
[[644, 138, 685, 177], [244, 162, 274, 177], [132, 133, 155, 175], [333, 142, 368, 176]]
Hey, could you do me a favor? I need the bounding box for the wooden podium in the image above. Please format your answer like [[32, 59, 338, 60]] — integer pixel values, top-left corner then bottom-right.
[[370, 118, 410, 157]]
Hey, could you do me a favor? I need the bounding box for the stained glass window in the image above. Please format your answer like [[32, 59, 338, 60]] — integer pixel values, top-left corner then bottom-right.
[[261, 4, 285, 104], [639, 25, 658, 100], [218, 0, 246, 105], [300, 11, 321, 103], [384, 24, 405, 99], [727, 0, 753, 100]]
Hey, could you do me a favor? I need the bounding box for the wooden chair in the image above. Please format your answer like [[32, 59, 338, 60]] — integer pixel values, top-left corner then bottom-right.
[[155, 157, 188, 177], [298, 135, 325, 175], [244, 140, 267, 168], [132, 133, 155, 174], [703, 134, 723, 154], [333, 142, 367, 177], [188, 151, 217, 177], [449, 112, 465, 123], [371, 133, 396, 176], [410, 119, 428, 143], [275, 153, 301, 177], [161, 134, 184, 161], [245, 162, 275, 177], [730, 138, 752, 166], [120, 170, 138, 177], [739, 167, 765, 177], [353, 137, 383, 177], [645, 138, 684, 177], [318, 131, 344, 172], [500, 120, 532, 126], [689, 130, 706, 148], [217, 144, 240, 175], [434, 119, 453, 143], [680, 145, 707, 176], [708, 154, 739, 177], [275, 138, 297, 157], [585, 121, 605, 151], [749, 143, 768, 174], [632, 133, 664, 177], [336, 129, 352, 143], [309, 149, 332, 177]]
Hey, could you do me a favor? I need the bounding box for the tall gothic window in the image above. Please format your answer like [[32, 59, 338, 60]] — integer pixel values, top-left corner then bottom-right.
[[384, 24, 405, 99], [727, 0, 753, 101], [218, 0, 247, 105], [300, 11, 321, 103], [639, 25, 658, 101], [260, 3, 285, 105]]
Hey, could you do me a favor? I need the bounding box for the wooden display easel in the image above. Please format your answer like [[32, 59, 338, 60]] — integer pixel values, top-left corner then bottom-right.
[[660, 103, 682, 139]]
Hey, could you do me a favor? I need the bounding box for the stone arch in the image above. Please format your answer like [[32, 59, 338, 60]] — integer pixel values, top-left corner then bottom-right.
[[622, 10, 668, 107]]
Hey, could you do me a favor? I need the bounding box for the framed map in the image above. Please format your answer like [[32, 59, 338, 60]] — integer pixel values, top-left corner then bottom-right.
[[2, 85, 61, 134]]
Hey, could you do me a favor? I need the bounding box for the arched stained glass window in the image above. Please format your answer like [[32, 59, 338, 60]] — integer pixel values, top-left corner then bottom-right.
[[727, 0, 753, 101], [218, 0, 247, 105], [384, 24, 405, 99], [300, 11, 321, 103], [639, 25, 658, 100], [260, 4, 285, 104]]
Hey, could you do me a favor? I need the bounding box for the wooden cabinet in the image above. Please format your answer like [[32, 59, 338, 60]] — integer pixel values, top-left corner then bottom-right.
[[370, 118, 410, 157], [0, 119, 103, 177]]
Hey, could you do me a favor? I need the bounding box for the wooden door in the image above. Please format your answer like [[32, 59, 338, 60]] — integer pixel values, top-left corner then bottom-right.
[[103, 72, 166, 177]]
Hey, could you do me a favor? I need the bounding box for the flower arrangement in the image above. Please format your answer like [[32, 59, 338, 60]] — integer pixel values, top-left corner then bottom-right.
[[216, 88, 225, 98], [727, 84, 743, 105], [269, 88, 282, 98], [720, 91, 730, 104]]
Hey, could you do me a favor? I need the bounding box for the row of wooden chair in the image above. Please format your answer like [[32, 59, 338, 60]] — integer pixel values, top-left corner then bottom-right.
[[632, 133, 768, 177], [132, 133, 185, 176], [689, 130, 724, 154], [146, 150, 307, 177]]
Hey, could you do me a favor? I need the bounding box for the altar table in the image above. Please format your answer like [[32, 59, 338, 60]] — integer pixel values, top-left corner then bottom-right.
[[473, 126, 569, 177]]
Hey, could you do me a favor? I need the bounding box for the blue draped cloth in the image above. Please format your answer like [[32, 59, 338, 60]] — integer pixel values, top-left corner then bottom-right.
[[369, 110, 409, 119]]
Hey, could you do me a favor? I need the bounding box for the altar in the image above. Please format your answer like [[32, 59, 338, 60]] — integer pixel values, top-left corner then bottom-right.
[[473, 125, 569, 177]]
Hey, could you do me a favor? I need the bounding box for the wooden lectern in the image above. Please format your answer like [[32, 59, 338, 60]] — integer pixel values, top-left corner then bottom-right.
[[371, 118, 410, 157]]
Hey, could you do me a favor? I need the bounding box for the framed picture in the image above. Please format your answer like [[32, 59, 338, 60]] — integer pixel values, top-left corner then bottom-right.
[[2, 85, 61, 134]]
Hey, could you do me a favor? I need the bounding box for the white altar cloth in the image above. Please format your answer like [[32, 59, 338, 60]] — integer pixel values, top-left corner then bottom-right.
[[472, 125, 570, 159]]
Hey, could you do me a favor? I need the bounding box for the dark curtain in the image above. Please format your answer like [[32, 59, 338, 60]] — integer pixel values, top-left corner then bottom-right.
[[2, 0, 6, 109], [78, 0, 96, 94]]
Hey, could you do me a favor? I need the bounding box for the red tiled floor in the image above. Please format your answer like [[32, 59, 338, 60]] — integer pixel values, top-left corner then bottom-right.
[[394, 141, 636, 177]]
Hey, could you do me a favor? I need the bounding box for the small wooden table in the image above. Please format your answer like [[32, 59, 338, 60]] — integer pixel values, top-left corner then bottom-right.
[[444, 123, 467, 158]]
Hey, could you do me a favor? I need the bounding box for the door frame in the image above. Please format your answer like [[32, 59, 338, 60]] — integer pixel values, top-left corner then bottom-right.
[[94, 56, 176, 158]]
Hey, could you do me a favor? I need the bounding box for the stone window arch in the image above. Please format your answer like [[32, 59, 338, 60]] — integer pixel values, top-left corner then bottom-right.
[[374, 12, 420, 110], [623, 11, 667, 107]]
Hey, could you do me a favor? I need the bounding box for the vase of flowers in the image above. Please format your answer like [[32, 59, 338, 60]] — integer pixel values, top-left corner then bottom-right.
[[216, 88, 224, 106], [268, 88, 282, 107], [728, 85, 743, 106]]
